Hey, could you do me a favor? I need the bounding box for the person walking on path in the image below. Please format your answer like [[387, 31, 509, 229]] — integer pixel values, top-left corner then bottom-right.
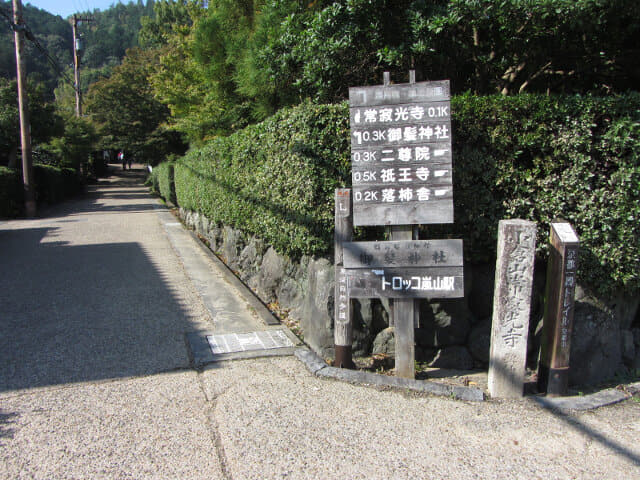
[[118, 150, 126, 170]]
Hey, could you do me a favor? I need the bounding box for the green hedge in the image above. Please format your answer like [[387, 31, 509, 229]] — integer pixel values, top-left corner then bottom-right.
[[33, 165, 82, 204], [0, 165, 83, 217], [450, 93, 640, 296], [174, 103, 350, 257], [169, 96, 639, 296], [0, 166, 22, 218], [157, 162, 176, 205]]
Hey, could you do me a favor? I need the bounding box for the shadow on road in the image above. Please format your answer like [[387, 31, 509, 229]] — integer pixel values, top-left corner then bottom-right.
[[0, 166, 216, 393]]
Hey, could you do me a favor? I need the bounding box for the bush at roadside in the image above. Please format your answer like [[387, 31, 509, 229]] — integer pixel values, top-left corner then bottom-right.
[[157, 95, 639, 297]]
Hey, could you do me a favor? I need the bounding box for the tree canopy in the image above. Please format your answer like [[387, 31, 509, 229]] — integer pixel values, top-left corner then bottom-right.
[[134, 0, 640, 143]]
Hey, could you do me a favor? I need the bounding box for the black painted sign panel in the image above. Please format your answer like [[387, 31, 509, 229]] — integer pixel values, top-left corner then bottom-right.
[[346, 267, 464, 299]]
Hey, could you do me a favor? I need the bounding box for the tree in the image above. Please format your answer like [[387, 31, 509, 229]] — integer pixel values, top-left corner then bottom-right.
[[0, 78, 63, 167], [85, 47, 185, 163]]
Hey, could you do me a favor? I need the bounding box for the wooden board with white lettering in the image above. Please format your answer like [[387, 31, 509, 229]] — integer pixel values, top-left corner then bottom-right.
[[343, 239, 463, 269], [349, 80, 453, 226], [346, 267, 464, 299]]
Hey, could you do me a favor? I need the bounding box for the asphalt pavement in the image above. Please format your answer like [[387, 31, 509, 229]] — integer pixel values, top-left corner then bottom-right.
[[1, 165, 638, 479]]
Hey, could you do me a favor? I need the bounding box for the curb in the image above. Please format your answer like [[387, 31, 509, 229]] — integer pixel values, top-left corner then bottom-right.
[[533, 382, 640, 413], [157, 198, 639, 411], [294, 348, 485, 402], [185, 224, 280, 327]]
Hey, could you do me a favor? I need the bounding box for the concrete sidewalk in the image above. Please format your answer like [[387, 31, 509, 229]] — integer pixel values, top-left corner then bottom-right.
[[1, 166, 639, 479]]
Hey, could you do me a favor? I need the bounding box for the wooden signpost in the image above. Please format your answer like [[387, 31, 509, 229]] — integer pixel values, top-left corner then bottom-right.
[[538, 222, 580, 396], [349, 76, 453, 226], [334, 189, 355, 369], [334, 72, 463, 379]]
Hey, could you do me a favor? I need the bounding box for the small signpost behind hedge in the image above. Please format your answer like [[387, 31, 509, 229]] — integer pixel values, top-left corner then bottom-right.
[[334, 72, 464, 378]]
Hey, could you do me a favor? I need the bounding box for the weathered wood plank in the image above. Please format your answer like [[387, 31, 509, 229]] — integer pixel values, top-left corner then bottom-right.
[[350, 122, 451, 148], [349, 81, 450, 107], [334, 189, 354, 368], [352, 162, 453, 187], [353, 198, 454, 226], [351, 144, 452, 164], [349, 101, 451, 126], [394, 298, 416, 378], [538, 221, 580, 396], [343, 239, 463, 268]]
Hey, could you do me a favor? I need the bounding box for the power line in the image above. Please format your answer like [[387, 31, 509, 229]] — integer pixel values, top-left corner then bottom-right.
[[0, 5, 79, 93]]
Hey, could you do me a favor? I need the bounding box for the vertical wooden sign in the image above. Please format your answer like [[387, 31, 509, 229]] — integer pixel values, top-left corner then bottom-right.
[[334, 189, 355, 368], [538, 222, 579, 396]]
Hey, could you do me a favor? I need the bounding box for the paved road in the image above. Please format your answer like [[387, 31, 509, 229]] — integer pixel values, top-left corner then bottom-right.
[[1, 166, 639, 479]]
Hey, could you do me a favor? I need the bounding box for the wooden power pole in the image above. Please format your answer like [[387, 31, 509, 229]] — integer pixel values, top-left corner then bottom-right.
[[71, 15, 93, 117], [12, 0, 36, 217]]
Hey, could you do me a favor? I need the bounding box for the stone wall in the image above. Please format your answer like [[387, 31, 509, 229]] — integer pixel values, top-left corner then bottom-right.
[[179, 208, 640, 385]]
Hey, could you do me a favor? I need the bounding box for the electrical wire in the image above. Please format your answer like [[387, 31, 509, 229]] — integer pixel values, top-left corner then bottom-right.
[[0, 5, 79, 93]]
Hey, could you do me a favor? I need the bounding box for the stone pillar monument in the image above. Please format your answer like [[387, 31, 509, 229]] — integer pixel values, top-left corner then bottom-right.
[[488, 220, 537, 398]]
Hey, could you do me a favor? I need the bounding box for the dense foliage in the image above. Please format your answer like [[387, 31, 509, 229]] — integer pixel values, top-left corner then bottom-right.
[[0, 1, 72, 95], [0, 165, 21, 217], [0, 78, 64, 166], [0, 163, 83, 217], [0, 1, 150, 98], [155, 96, 639, 297], [141, 0, 640, 141], [171, 103, 350, 256], [149, 160, 177, 205], [85, 47, 186, 163]]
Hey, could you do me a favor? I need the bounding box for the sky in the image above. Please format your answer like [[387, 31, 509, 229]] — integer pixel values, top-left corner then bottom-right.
[[25, 1, 136, 19]]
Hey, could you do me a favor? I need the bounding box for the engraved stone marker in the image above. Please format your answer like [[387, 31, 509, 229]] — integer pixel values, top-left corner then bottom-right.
[[488, 220, 537, 398]]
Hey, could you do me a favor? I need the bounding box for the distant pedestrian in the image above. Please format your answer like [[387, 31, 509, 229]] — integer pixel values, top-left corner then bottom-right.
[[118, 150, 126, 170], [127, 155, 132, 170]]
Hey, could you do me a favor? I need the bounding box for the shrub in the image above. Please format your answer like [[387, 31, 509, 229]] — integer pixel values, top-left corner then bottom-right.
[[174, 103, 350, 257], [148, 161, 177, 205], [33, 164, 82, 204], [169, 95, 639, 297], [0, 166, 22, 218], [154, 161, 177, 205], [450, 93, 640, 296]]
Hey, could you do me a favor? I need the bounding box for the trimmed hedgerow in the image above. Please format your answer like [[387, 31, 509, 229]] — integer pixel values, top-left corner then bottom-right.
[[449, 93, 640, 296], [33, 164, 82, 204], [148, 161, 176, 205], [0, 166, 22, 218], [174, 102, 350, 258], [0, 165, 83, 216], [170, 95, 639, 297]]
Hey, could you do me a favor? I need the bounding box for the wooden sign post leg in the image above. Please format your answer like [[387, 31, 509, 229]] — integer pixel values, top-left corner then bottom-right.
[[391, 225, 418, 378], [391, 70, 419, 380], [334, 189, 355, 369]]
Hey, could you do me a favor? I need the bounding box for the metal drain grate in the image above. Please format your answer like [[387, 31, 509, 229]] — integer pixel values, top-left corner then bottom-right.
[[207, 330, 294, 355]]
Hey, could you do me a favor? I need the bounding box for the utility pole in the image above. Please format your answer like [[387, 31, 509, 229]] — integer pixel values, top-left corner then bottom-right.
[[12, 0, 36, 217], [71, 15, 93, 117]]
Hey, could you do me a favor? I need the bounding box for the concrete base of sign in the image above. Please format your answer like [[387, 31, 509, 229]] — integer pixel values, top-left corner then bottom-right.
[[533, 386, 635, 412], [295, 348, 485, 402]]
